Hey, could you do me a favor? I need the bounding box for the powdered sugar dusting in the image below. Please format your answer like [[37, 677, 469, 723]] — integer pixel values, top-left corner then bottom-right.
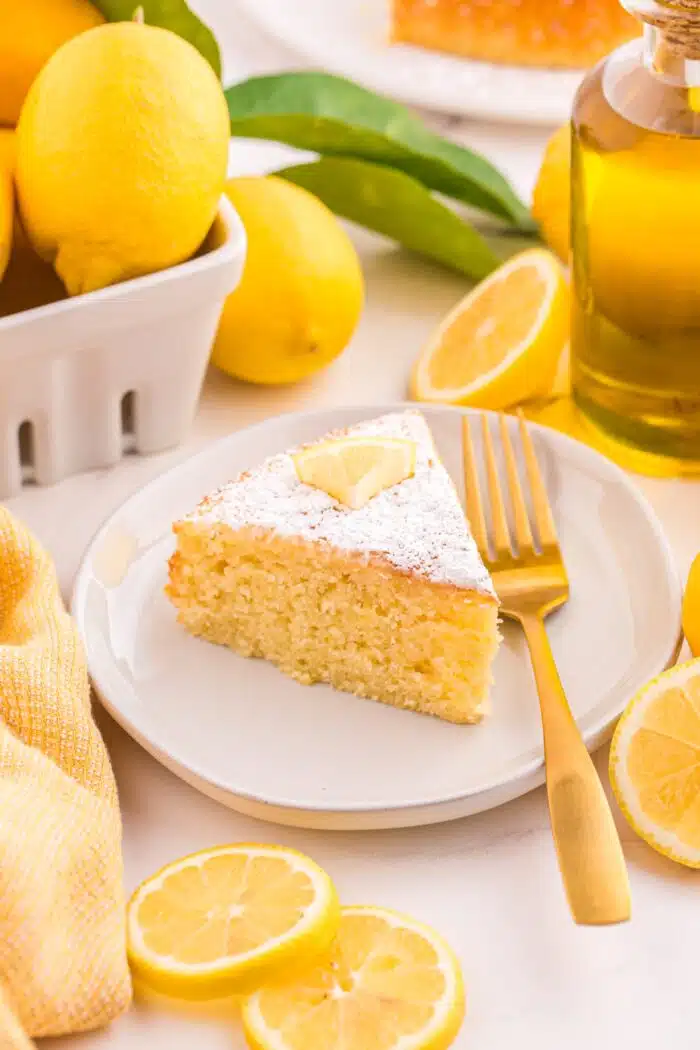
[[188, 411, 495, 596]]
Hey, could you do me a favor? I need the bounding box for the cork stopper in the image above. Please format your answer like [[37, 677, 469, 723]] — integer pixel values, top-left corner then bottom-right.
[[640, 0, 700, 58]]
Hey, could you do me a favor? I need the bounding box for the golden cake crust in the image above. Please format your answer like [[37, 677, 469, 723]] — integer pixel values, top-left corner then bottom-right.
[[390, 0, 639, 69]]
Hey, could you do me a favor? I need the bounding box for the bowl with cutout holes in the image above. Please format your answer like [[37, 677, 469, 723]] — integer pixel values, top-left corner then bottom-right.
[[0, 195, 246, 499]]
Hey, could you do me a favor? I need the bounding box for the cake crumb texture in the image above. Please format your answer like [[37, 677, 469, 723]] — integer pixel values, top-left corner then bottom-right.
[[168, 528, 499, 724]]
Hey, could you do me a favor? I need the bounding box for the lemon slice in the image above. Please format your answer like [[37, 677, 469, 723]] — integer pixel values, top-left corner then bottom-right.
[[127, 844, 340, 1000], [293, 437, 416, 509], [610, 660, 700, 868], [243, 905, 465, 1050], [410, 248, 569, 410]]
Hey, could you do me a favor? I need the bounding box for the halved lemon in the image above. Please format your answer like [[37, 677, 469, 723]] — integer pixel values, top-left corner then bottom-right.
[[127, 844, 340, 1000], [243, 905, 465, 1050], [610, 660, 700, 868], [410, 248, 569, 409], [293, 437, 416, 509]]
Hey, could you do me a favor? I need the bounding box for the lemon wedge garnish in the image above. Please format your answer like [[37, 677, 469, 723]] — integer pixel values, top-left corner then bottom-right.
[[610, 659, 700, 868], [127, 844, 339, 999], [410, 248, 569, 411], [243, 905, 465, 1050], [293, 436, 416, 509]]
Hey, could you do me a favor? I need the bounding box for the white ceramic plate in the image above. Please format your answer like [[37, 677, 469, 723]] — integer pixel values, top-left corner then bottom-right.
[[236, 0, 584, 125], [73, 405, 681, 830]]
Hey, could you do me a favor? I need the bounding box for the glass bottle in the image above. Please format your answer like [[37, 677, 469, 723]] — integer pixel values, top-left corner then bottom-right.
[[571, 0, 700, 475]]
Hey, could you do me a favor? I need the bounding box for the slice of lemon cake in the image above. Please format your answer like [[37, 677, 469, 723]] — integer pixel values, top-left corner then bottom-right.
[[167, 411, 499, 724]]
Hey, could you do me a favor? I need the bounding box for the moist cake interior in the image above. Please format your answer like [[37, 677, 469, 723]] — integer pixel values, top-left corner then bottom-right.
[[167, 412, 500, 724]]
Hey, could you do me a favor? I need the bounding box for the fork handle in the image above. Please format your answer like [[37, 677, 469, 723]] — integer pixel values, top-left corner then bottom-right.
[[520, 614, 631, 926]]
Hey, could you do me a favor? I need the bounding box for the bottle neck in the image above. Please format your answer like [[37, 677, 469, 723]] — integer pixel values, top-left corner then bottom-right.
[[644, 23, 700, 82], [624, 0, 700, 82]]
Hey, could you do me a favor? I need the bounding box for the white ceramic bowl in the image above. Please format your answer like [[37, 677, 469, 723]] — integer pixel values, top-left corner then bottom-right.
[[0, 196, 246, 499]]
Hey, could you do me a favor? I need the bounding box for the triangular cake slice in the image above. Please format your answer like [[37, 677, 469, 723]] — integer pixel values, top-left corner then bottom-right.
[[167, 411, 499, 724]]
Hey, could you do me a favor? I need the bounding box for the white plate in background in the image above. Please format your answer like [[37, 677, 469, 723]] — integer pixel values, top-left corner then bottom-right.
[[235, 0, 584, 125], [73, 404, 681, 830]]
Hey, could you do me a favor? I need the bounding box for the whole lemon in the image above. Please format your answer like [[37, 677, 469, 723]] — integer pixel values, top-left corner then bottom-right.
[[0, 0, 103, 127], [212, 176, 364, 385], [532, 124, 571, 263], [16, 22, 229, 296], [683, 553, 700, 658], [0, 128, 69, 316], [0, 129, 68, 316], [0, 128, 13, 280]]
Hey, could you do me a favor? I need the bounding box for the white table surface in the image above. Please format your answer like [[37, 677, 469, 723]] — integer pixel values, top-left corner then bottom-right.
[[11, 4, 700, 1048]]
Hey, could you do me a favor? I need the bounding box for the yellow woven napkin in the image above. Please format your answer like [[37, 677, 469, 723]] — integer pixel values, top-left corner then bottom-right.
[[0, 507, 131, 1047]]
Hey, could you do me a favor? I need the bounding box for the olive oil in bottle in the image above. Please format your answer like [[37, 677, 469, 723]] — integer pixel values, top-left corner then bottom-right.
[[572, 0, 700, 475]]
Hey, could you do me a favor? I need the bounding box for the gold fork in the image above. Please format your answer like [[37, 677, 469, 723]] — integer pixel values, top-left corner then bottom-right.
[[462, 409, 631, 926]]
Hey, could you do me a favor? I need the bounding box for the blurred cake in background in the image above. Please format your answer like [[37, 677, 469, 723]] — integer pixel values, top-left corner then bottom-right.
[[390, 0, 638, 68]]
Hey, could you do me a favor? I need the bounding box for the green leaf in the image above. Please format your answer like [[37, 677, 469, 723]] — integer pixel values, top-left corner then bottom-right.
[[226, 72, 532, 230], [278, 157, 500, 281], [93, 0, 221, 77]]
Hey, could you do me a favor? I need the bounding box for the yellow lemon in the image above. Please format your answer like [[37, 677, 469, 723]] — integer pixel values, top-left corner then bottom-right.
[[0, 0, 103, 127], [610, 660, 700, 868], [0, 128, 13, 280], [0, 126, 14, 168], [410, 248, 569, 410], [243, 905, 465, 1050], [532, 123, 571, 263], [16, 21, 229, 296], [212, 176, 364, 385], [0, 127, 66, 315], [127, 844, 340, 1000], [293, 436, 416, 509], [683, 554, 700, 658]]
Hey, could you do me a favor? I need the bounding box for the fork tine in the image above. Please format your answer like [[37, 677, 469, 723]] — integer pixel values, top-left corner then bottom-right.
[[461, 417, 489, 556], [499, 414, 535, 555], [516, 408, 559, 550], [481, 414, 512, 557]]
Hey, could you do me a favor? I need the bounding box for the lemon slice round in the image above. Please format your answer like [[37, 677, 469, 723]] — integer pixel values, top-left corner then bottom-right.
[[293, 436, 416, 510], [410, 248, 568, 410], [610, 659, 700, 868], [127, 844, 340, 999], [243, 905, 465, 1050]]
